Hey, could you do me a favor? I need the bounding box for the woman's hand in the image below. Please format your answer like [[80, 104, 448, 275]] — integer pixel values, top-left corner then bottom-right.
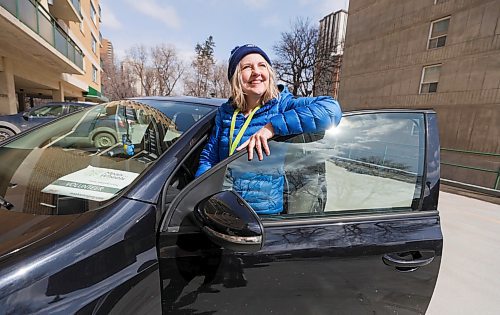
[[237, 123, 275, 160]]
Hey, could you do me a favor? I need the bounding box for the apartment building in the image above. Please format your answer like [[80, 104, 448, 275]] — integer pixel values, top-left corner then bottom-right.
[[0, 0, 106, 115], [100, 38, 113, 67], [315, 9, 348, 98], [339, 0, 500, 188]]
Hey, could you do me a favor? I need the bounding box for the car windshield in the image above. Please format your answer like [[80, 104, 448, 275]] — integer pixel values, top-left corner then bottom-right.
[[0, 99, 213, 215]]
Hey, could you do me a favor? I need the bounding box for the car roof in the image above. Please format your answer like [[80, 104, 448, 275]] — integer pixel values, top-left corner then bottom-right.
[[129, 96, 226, 107]]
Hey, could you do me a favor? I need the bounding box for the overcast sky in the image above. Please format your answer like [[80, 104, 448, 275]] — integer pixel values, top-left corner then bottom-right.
[[100, 0, 349, 63]]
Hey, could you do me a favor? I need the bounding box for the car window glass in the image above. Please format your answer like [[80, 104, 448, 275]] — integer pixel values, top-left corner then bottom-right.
[[68, 105, 85, 113], [31, 105, 63, 117], [0, 100, 214, 215], [220, 112, 425, 219]]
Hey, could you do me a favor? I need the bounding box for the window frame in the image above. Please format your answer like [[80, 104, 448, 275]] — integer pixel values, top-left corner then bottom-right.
[[92, 65, 98, 83], [90, 2, 97, 25], [91, 34, 97, 54], [161, 110, 437, 232], [420, 64, 442, 94], [427, 16, 450, 49]]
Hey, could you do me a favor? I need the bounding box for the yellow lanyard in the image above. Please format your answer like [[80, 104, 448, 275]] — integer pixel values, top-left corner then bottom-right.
[[229, 105, 261, 156]]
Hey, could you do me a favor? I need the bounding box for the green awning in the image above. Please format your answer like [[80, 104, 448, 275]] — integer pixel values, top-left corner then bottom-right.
[[84, 86, 109, 103]]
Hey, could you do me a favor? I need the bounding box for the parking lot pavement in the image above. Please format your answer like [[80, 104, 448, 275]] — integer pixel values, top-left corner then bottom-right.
[[426, 191, 500, 315]]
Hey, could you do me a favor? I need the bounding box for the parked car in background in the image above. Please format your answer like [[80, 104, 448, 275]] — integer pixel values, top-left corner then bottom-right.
[[0, 97, 443, 314], [0, 101, 95, 141]]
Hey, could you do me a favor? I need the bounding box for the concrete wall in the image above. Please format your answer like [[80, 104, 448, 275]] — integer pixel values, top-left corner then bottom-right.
[[339, 0, 500, 188]]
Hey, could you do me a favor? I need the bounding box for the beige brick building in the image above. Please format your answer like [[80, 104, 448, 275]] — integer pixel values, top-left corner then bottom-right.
[[0, 0, 106, 115], [339, 0, 500, 189]]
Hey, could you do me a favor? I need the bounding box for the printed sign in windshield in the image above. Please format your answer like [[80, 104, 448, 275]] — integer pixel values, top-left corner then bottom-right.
[[42, 166, 139, 201]]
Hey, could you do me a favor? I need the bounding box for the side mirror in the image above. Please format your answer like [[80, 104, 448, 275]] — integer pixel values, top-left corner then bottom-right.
[[22, 112, 30, 120], [194, 191, 264, 253]]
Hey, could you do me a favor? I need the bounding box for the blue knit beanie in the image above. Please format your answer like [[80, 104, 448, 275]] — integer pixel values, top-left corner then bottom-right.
[[227, 44, 272, 81]]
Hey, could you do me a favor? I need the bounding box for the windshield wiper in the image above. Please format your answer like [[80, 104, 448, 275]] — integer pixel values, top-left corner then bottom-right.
[[0, 196, 14, 210]]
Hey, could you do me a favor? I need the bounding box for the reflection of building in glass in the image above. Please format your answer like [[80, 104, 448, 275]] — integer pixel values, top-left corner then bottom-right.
[[0, 0, 107, 114], [315, 10, 348, 98], [339, 0, 500, 189]]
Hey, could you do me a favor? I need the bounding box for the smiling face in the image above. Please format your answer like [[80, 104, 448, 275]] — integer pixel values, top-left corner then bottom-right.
[[239, 53, 270, 103]]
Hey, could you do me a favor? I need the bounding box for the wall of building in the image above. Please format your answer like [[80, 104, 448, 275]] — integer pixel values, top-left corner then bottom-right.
[[339, 0, 500, 187]]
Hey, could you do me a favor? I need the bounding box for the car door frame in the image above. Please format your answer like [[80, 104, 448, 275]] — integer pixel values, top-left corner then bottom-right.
[[157, 109, 442, 314]]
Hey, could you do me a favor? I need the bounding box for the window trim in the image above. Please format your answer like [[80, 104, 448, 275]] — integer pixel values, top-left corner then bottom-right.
[[90, 2, 97, 25], [91, 34, 97, 54], [427, 16, 450, 49], [161, 110, 435, 232], [92, 65, 98, 82], [419, 64, 441, 94]]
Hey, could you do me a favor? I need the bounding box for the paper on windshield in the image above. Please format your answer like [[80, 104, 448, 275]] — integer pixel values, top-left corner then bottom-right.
[[42, 166, 139, 201]]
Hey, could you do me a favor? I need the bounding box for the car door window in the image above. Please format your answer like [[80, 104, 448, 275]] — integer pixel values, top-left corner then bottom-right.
[[164, 112, 427, 230], [30, 105, 64, 117], [67, 105, 85, 113], [221, 112, 425, 218]]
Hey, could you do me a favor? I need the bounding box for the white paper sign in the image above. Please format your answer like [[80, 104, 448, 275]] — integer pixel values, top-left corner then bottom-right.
[[42, 166, 140, 201]]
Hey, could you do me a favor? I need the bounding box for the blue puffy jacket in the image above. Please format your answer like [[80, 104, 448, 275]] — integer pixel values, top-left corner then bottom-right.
[[196, 86, 342, 214]]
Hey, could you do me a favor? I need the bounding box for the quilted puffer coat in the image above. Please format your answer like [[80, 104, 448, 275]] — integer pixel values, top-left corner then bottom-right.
[[195, 86, 342, 214]]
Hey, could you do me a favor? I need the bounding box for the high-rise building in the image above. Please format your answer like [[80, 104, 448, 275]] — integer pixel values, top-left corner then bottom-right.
[[339, 0, 500, 188], [315, 9, 348, 98], [0, 0, 107, 115], [100, 38, 114, 67]]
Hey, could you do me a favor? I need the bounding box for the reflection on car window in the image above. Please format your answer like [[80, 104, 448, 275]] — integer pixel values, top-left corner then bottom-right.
[[0, 100, 213, 215], [31, 105, 64, 117], [222, 112, 425, 218]]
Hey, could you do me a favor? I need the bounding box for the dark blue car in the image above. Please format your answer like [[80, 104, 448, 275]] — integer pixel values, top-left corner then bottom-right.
[[0, 97, 443, 314], [0, 101, 95, 141]]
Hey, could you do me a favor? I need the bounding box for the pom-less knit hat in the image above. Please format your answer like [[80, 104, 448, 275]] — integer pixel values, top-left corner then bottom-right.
[[227, 44, 272, 81]]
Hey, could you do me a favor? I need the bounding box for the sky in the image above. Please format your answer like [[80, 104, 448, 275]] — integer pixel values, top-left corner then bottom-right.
[[100, 0, 349, 64]]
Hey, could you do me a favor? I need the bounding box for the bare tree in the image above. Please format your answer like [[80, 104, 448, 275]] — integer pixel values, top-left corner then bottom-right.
[[273, 18, 318, 96], [127, 45, 155, 96], [151, 44, 185, 96], [211, 62, 230, 98], [101, 58, 138, 101]]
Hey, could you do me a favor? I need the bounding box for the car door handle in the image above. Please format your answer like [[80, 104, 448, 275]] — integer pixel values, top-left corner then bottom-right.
[[382, 251, 435, 271]]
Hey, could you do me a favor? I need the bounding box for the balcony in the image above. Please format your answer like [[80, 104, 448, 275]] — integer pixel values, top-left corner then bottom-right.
[[0, 0, 83, 72], [48, 0, 81, 22]]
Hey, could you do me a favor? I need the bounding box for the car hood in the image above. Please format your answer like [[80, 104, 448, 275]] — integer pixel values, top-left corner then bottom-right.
[[0, 209, 78, 262]]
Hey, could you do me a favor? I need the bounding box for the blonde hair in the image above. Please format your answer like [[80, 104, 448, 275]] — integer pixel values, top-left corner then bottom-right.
[[230, 60, 280, 111]]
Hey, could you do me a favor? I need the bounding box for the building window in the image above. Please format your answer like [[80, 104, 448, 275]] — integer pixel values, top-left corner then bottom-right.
[[420, 65, 441, 94], [92, 65, 98, 82], [91, 35, 97, 54], [90, 2, 97, 25], [428, 17, 450, 49]]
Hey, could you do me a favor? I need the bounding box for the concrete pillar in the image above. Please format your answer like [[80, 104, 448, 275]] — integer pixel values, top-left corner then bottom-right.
[[0, 57, 17, 115], [17, 91, 26, 112], [52, 81, 65, 102]]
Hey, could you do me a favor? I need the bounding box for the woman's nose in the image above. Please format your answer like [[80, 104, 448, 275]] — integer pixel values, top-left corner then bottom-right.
[[252, 66, 261, 75]]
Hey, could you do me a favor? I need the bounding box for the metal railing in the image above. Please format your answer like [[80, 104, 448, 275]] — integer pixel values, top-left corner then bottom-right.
[[0, 0, 84, 70], [441, 147, 500, 190]]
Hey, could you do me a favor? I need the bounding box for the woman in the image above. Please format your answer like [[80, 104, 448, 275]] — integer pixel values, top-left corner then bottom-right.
[[195, 44, 342, 214]]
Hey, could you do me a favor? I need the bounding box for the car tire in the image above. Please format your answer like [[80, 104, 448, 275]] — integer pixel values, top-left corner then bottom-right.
[[93, 132, 117, 148], [0, 127, 15, 142]]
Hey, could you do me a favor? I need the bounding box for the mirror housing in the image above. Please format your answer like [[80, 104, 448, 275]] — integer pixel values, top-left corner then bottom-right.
[[194, 191, 264, 253], [22, 112, 30, 120]]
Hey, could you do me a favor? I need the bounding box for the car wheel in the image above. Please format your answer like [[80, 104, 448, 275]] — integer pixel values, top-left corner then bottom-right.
[[0, 128, 15, 142], [93, 132, 117, 148]]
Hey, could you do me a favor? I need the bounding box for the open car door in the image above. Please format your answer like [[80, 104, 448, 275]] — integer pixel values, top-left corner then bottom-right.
[[158, 110, 442, 314]]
